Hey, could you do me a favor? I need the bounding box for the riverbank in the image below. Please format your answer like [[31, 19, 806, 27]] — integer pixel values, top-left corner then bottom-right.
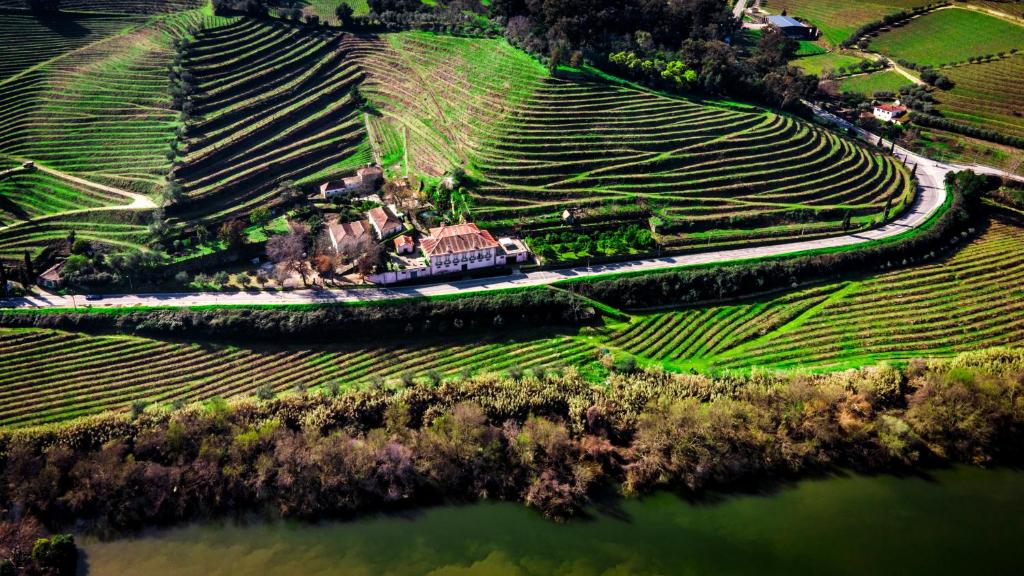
[[2, 346, 1023, 572], [77, 466, 1024, 575]]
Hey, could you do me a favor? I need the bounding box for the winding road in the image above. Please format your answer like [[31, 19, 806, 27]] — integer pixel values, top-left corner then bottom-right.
[[3, 104, 1022, 310], [0, 136, 968, 310]]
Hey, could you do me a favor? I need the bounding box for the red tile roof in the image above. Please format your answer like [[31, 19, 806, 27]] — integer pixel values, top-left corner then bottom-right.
[[876, 104, 908, 113], [395, 235, 414, 248], [368, 206, 403, 234], [421, 223, 499, 256], [327, 217, 369, 244]]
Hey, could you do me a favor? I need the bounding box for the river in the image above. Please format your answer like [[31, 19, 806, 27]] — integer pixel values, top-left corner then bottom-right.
[[79, 466, 1024, 575]]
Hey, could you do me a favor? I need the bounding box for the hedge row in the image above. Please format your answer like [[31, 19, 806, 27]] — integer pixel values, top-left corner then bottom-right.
[[0, 289, 583, 342], [910, 111, 1024, 149]]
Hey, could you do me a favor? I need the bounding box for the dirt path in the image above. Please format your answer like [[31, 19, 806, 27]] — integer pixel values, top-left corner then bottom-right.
[[21, 160, 157, 210]]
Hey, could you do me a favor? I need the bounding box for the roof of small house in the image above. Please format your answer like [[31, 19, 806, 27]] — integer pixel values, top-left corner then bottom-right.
[[320, 180, 348, 193], [421, 223, 499, 256], [875, 104, 908, 113], [767, 15, 807, 28], [327, 217, 369, 243], [367, 206, 403, 234], [395, 235, 414, 248], [39, 261, 63, 282], [356, 166, 384, 180]]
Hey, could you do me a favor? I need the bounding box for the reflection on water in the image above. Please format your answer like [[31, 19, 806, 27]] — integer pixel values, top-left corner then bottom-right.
[[80, 467, 1024, 575]]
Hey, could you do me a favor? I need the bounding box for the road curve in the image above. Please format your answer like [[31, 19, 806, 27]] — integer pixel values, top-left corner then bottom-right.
[[1, 143, 959, 310]]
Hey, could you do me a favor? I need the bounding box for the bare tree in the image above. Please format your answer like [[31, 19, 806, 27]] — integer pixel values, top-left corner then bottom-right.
[[354, 237, 383, 278], [267, 222, 311, 286]]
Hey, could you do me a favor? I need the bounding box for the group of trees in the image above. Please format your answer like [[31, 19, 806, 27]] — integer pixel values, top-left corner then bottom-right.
[[361, 0, 816, 109], [1, 347, 1023, 552], [910, 112, 1024, 149], [529, 224, 655, 261]]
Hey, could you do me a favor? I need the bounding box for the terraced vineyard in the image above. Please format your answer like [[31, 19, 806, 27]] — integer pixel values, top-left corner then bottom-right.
[[936, 55, 1024, 140], [0, 168, 128, 227], [5, 216, 1024, 425], [0, 0, 204, 12], [606, 218, 1024, 371], [0, 12, 142, 82], [0, 328, 593, 427], [0, 9, 212, 261], [353, 32, 913, 250], [175, 18, 371, 223]]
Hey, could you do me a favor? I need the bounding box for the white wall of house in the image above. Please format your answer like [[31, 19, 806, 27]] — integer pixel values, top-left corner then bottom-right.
[[428, 248, 497, 275]]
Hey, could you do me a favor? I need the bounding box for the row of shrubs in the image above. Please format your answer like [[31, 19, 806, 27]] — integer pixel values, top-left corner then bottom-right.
[[0, 288, 586, 342], [910, 112, 1024, 149], [1, 346, 1022, 567], [840, 2, 951, 48], [568, 170, 994, 309]]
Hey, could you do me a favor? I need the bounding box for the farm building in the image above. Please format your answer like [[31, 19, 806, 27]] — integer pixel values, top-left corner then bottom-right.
[[326, 217, 371, 253], [873, 103, 909, 124], [319, 165, 385, 198], [370, 223, 532, 284], [394, 235, 415, 255], [421, 223, 503, 275], [367, 206, 405, 238], [762, 15, 817, 39], [36, 261, 64, 289]]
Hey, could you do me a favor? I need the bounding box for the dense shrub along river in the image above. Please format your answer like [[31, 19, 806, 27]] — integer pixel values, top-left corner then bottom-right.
[[79, 466, 1024, 575]]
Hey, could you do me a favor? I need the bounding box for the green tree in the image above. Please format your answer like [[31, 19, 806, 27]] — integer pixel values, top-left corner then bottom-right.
[[335, 2, 354, 26], [218, 219, 246, 250], [31, 534, 77, 576], [250, 206, 272, 230]]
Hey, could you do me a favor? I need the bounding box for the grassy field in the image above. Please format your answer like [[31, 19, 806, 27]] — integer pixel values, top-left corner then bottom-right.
[[760, 0, 934, 46], [934, 55, 1024, 140], [791, 52, 870, 77], [351, 32, 912, 251], [869, 8, 1024, 66], [838, 70, 913, 96], [3, 216, 1024, 425], [0, 0, 204, 11]]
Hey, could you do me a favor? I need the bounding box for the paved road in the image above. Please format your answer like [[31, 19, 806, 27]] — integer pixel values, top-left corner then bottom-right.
[[4, 110, 1019, 311], [0, 147, 952, 310]]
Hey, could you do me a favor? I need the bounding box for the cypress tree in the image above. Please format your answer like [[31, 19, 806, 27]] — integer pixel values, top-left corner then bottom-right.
[[842, 211, 852, 232], [0, 262, 7, 297], [22, 250, 32, 280], [883, 197, 893, 222]]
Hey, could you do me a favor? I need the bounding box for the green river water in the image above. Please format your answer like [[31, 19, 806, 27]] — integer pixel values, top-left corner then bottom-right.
[[80, 466, 1024, 575]]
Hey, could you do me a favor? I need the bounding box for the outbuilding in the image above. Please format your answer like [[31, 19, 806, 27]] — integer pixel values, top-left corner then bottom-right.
[[763, 15, 817, 39]]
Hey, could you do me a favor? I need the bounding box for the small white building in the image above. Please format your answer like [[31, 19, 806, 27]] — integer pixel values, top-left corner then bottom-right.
[[394, 235, 415, 255], [873, 104, 908, 124]]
